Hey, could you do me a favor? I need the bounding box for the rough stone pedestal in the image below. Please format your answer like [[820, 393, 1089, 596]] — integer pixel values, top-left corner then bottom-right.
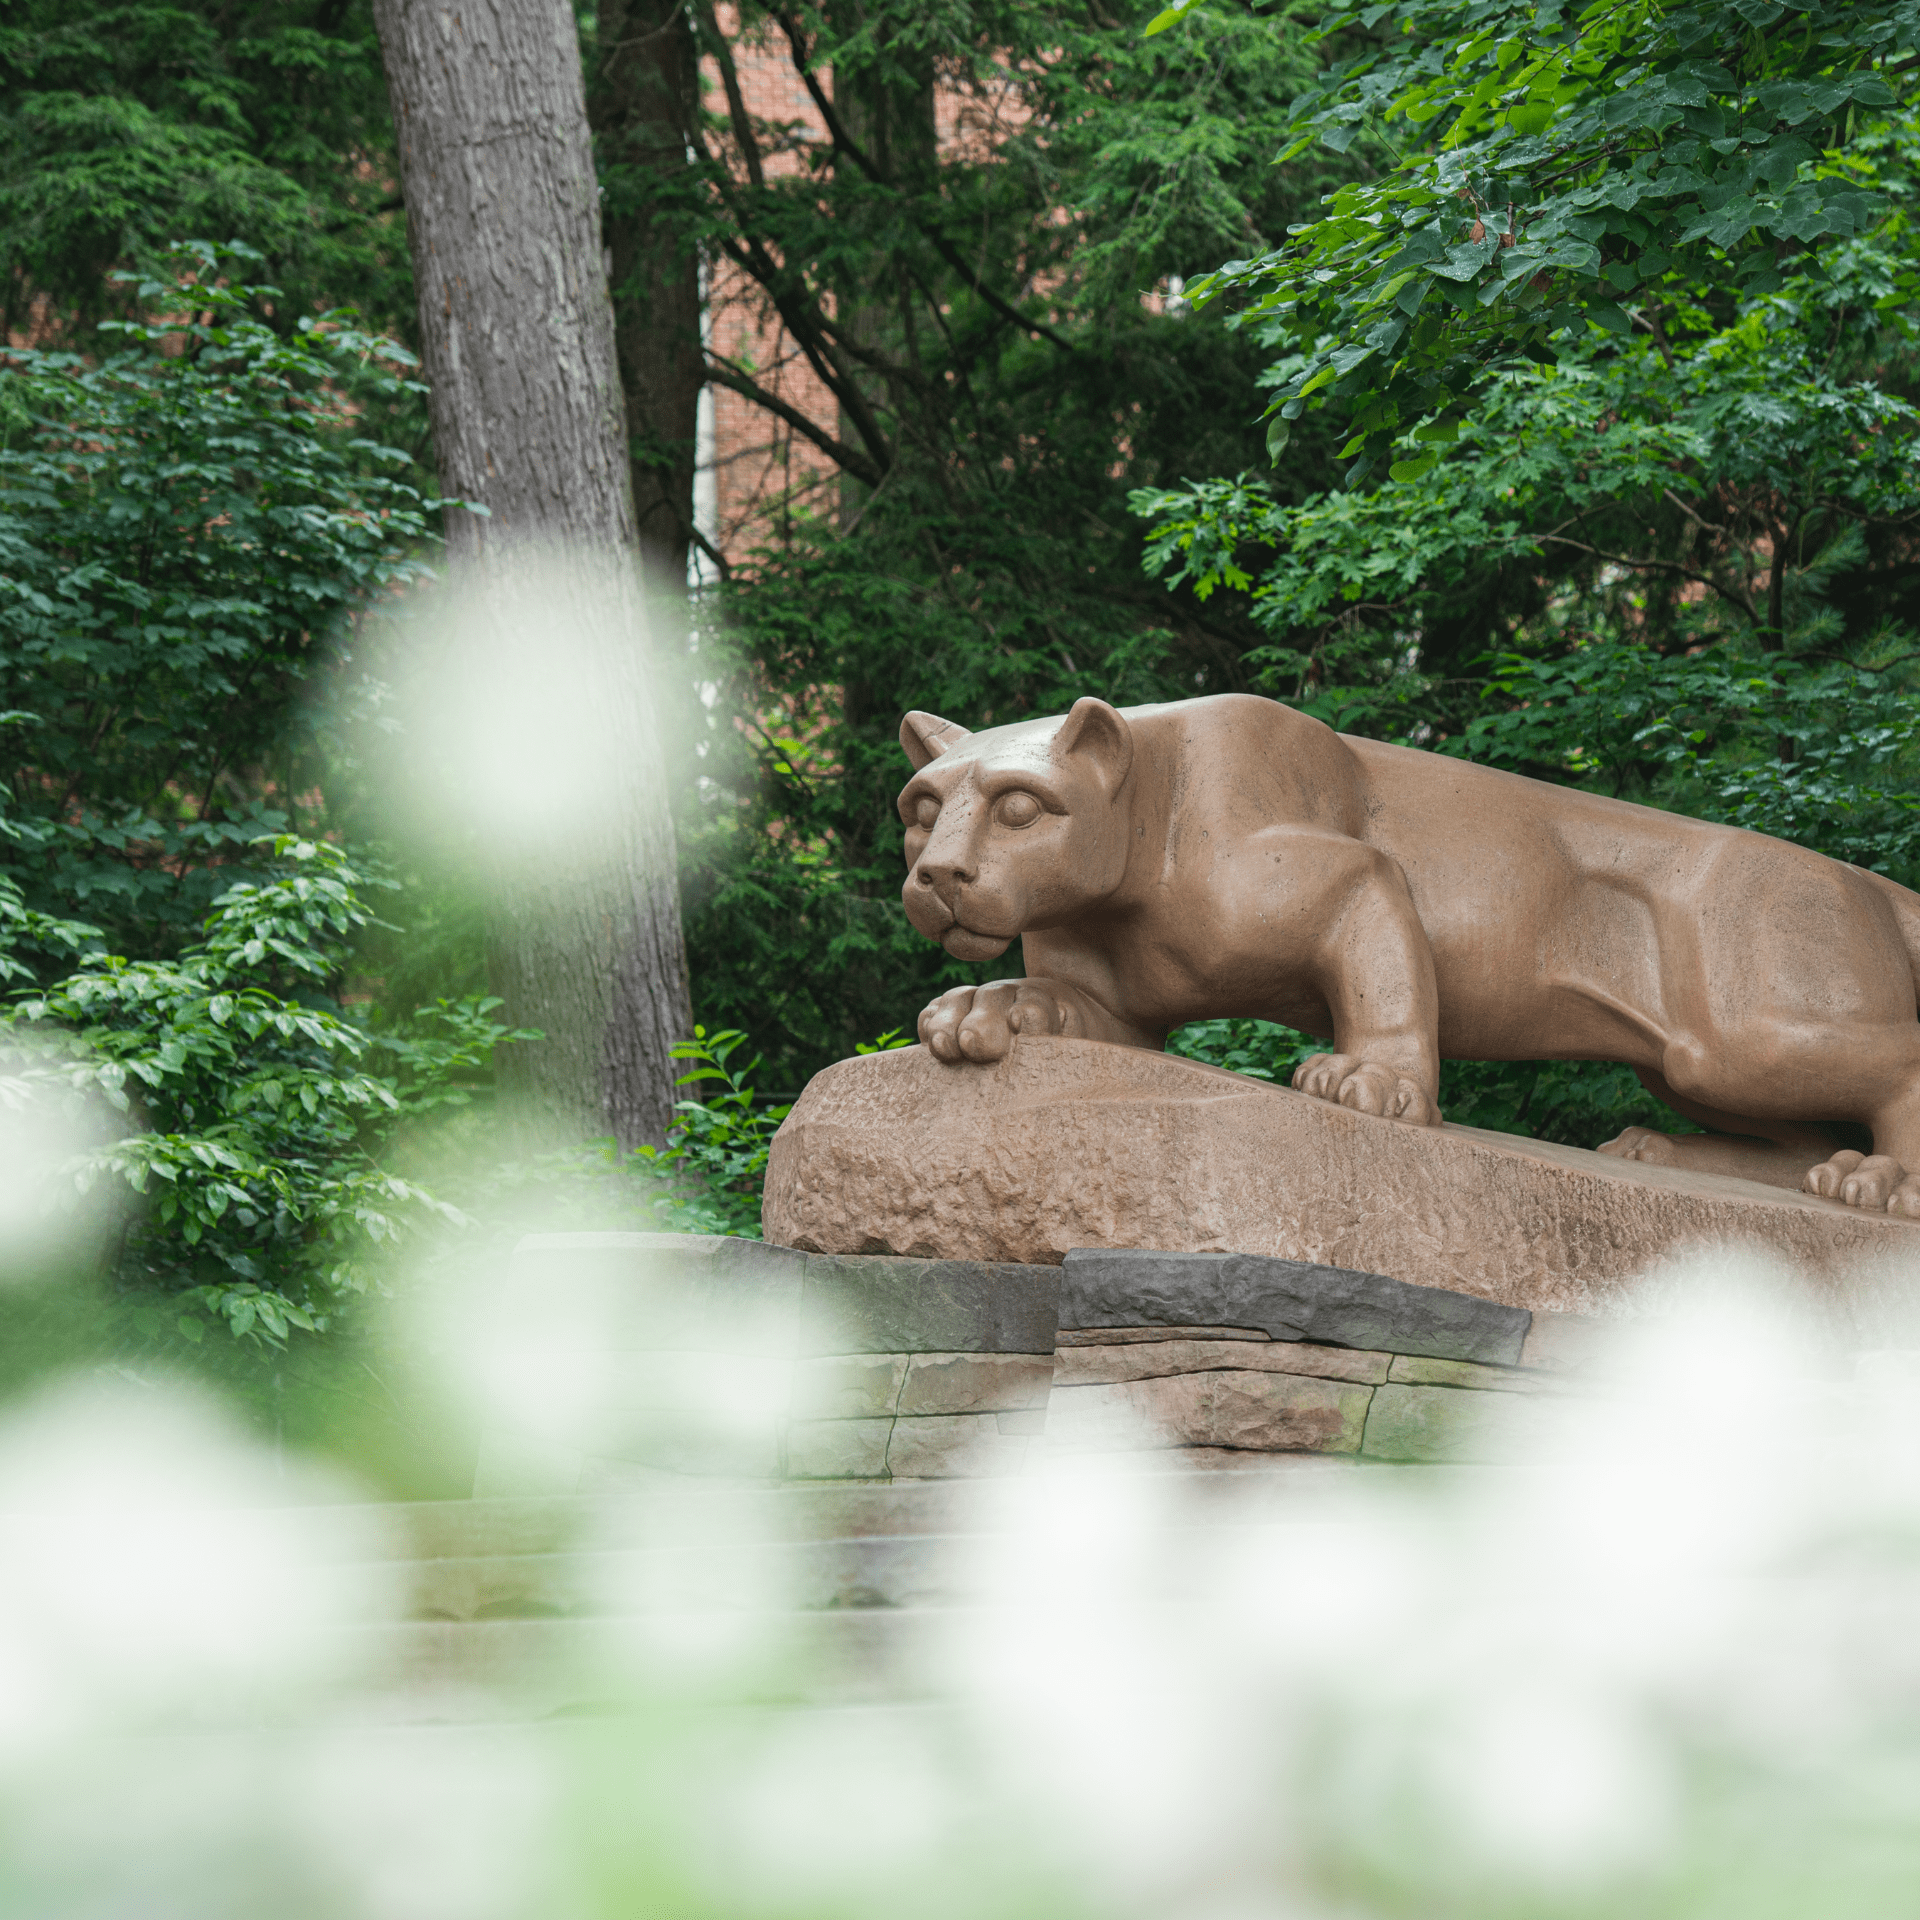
[[760, 1038, 1920, 1318]]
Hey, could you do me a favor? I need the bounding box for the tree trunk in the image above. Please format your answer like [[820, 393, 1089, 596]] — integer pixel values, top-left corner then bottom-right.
[[374, 0, 692, 1149], [588, 0, 704, 584], [587, 0, 707, 819]]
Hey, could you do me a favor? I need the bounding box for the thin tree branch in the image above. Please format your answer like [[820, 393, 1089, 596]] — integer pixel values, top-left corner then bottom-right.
[[770, 9, 1080, 356], [701, 354, 887, 487], [695, 1, 764, 189], [710, 235, 895, 470], [1537, 534, 1757, 621], [1660, 487, 1729, 539], [673, 13, 899, 475], [688, 522, 732, 581], [600, 0, 688, 76]]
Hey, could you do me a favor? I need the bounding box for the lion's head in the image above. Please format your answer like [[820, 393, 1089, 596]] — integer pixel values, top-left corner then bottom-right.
[[895, 697, 1136, 960]]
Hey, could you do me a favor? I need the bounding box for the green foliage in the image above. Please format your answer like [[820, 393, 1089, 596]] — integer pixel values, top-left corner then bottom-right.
[[1189, 0, 1920, 480], [1463, 644, 1920, 878], [628, 1027, 793, 1238], [0, 0, 410, 343], [0, 242, 437, 950], [625, 1025, 911, 1236], [1135, 276, 1919, 717], [2, 836, 530, 1345], [1168, 1015, 1323, 1084]]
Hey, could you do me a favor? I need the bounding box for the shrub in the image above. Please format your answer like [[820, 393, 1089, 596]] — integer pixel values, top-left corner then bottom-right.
[[3, 835, 527, 1343], [0, 239, 436, 950]]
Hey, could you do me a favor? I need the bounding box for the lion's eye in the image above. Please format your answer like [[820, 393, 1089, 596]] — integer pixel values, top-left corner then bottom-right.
[[995, 791, 1042, 829], [913, 795, 940, 830]]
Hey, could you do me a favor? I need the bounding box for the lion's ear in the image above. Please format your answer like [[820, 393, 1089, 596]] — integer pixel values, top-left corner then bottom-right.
[[899, 710, 973, 770], [1051, 696, 1133, 790]]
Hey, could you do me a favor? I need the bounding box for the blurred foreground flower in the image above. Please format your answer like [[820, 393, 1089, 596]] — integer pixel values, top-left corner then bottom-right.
[[2, 1256, 1920, 1915]]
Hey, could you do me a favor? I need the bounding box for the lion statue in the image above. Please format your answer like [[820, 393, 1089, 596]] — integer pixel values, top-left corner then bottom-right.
[[896, 692, 1920, 1218]]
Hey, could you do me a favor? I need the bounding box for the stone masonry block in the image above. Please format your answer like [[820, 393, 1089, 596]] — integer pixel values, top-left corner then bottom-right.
[[1361, 1382, 1570, 1463], [1060, 1247, 1529, 1366], [788, 1354, 908, 1421], [898, 1352, 1054, 1416], [785, 1418, 894, 1480], [886, 1413, 1040, 1479], [1387, 1354, 1563, 1395], [1046, 1372, 1371, 1455], [798, 1255, 1060, 1355], [1054, 1340, 1389, 1389]]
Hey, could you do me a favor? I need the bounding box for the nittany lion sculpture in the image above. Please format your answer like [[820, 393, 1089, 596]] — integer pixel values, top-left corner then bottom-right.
[[897, 692, 1920, 1218]]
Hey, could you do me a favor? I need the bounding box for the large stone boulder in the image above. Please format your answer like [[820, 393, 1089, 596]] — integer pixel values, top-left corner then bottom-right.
[[760, 1037, 1920, 1316]]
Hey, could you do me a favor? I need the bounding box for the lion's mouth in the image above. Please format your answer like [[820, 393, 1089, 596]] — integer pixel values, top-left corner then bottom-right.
[[908, 885, 1015, 960], [940, 925, 1013, 961]]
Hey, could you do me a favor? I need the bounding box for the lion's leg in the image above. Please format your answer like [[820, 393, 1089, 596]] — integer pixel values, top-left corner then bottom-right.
[[1596, 1069, 1839, 1194], [1804, 1076, 1920, 1216], [1627, 847, 1920, 1214], [1638, 1016, 1920, 1216]]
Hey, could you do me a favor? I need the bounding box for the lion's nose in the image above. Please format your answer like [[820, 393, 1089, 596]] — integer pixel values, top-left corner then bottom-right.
[[916, 859, 972, 907]]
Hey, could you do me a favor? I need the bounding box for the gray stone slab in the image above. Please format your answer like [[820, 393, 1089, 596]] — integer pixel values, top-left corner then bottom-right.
[[798, 1255, 1060, 1355], [1060, 1247, 1529, 1366], [1055, 1324, 1271, 1346], [1053, 1339, 1390, 1389]]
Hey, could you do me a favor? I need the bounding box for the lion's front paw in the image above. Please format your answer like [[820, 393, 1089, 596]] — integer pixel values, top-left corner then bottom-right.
[[1291, 1053, 1441, 1126], [918, 979, 1078, 1065]]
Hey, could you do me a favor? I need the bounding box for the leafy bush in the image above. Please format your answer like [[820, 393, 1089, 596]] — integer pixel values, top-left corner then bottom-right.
[[626, 1028, 793, 1238], [2, 836, 527, 1343], [0, 240, 436, 951]]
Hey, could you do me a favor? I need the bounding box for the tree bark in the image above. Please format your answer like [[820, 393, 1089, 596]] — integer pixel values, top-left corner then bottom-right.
[[588, 0, 704, 583], [374, 0, 692, 1149], [586, 0, 707, 819]]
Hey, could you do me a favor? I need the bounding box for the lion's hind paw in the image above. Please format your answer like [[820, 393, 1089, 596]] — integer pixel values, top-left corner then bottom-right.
[[1595, 1125, 1682, 1165], [1804, 1151, 1920, 1217]]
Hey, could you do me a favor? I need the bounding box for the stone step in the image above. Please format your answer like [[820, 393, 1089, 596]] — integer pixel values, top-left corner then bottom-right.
[[150, 1462, 1502, 1724], [327, 1481, 1013, 1566], [386, 1533, 995, 1623], [342, 1608, 968, 1715], [315, 1456, 1389, 1573]]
